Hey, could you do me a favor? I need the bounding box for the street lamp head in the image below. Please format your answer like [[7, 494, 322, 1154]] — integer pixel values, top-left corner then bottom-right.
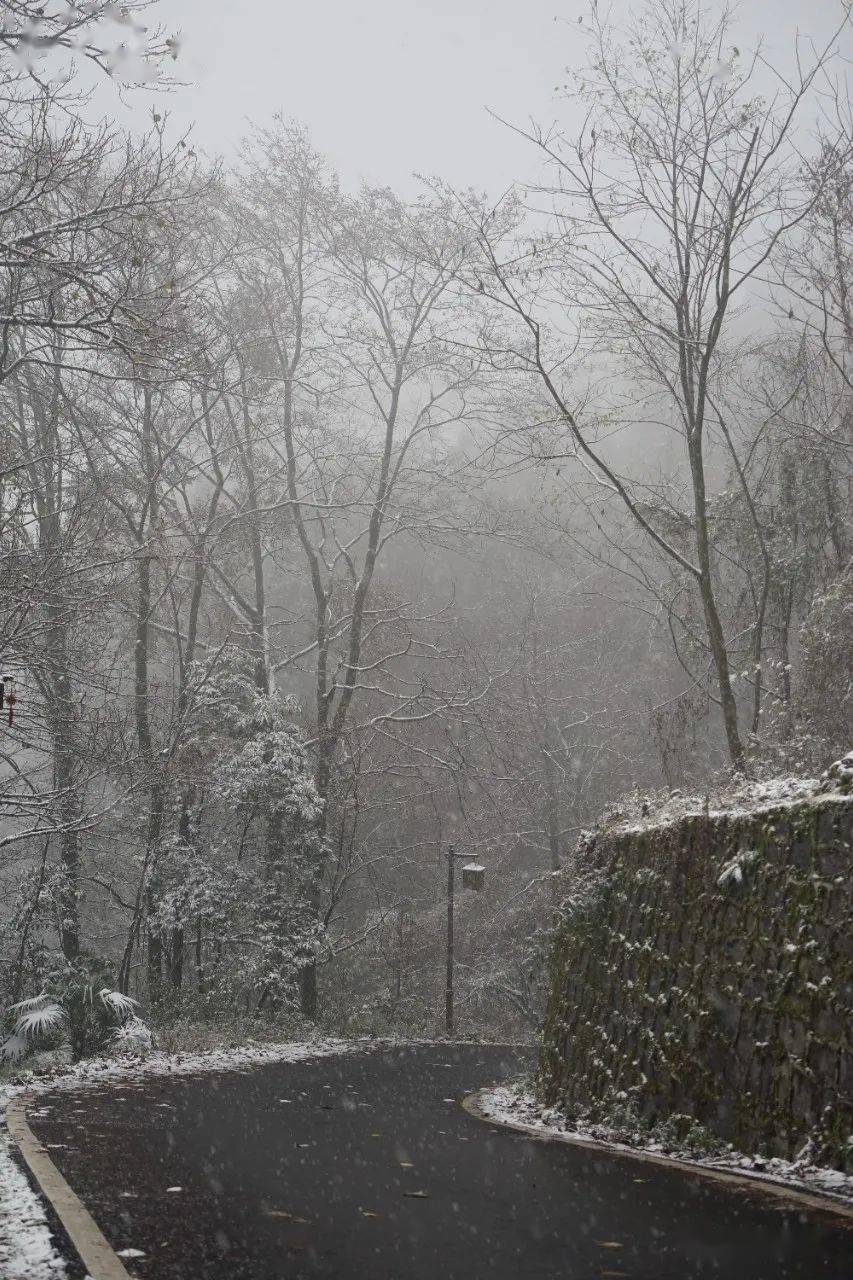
[[462, 862, 485, 891]]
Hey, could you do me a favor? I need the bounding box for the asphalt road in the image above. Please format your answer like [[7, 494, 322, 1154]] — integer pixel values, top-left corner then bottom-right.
[[24, 1044, 852, 1279]]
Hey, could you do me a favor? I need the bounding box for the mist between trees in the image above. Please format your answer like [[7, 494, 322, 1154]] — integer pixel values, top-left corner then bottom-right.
[[0, 0, 850, 1050]]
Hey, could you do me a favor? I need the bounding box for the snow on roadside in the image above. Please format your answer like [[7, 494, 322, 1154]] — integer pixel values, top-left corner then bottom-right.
[[0, 1036, 371, 1278], [0, 1131, 67, 1280], [2, 1034, 366, 1100], [477, 1085, 853, 1210]]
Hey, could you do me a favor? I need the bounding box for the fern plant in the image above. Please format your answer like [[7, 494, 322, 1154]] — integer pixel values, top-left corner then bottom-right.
[[2, 992, 66, 1061], [1, 959, 152, 1063]]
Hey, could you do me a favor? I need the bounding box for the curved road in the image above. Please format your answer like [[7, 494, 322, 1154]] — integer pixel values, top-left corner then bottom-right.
[[22, 1044, 851, 1279]]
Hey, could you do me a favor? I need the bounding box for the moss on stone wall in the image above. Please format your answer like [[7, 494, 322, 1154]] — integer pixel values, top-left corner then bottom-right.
[[539, 797, 853, 1169]]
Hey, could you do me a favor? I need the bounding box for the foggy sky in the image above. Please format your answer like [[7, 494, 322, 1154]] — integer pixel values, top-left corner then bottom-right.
[[105, 0, 850, 193]]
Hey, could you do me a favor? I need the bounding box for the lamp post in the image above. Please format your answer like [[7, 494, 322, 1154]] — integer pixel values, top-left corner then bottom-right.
[[0, 674, 15, 726], [444, 846, 485, 1036]]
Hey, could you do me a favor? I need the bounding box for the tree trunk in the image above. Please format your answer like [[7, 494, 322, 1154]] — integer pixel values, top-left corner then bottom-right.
[[135, 386, 166, 1003], [689, 438, 746, 771], [195, 915, 205, 993]]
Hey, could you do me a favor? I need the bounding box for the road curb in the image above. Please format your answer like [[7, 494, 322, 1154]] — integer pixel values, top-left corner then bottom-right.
[[461, 1090, 853, 1224], [6, 1095, 132, 1280]]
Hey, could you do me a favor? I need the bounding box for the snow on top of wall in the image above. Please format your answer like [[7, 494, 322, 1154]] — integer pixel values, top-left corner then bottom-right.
[[594, 750, 852, 837]]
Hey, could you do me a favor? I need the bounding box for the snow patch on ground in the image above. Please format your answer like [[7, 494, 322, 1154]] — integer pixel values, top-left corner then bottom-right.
[[2, 1034, 364, 1099], [477, 1085, 853, 1210], [0, 1036, 370, 1278], [0, 1130, 67, 1280]]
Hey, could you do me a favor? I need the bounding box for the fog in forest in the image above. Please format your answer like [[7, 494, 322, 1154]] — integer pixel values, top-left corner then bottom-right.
[[0, 0, 850, 1052]]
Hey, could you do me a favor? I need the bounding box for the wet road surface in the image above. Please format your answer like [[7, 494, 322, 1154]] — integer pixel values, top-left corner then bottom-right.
[[24, 1044, 852, 1279]]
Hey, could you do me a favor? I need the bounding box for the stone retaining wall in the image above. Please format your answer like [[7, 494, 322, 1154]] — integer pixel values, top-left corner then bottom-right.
[[539, 797, 853, 1168]]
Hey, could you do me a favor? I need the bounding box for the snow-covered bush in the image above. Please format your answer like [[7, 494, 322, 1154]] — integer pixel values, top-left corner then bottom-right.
[[818, 750, 853, 796], [1, 960, 152, 1063], [111, 1016, 153, 1052], [716, 847, 761, 890]]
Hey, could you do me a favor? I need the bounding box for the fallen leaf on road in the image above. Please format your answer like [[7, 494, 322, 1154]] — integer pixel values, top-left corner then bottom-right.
[[403, 1190, 430, 1198], [361, 1210, 379, 1218], [596, 1241, 623, 1248], [166, 1186, 182, 1193], [398, 1161, 414, 1168], [264, 1210, 312, 1224], [370, 1131, 382, 1137]]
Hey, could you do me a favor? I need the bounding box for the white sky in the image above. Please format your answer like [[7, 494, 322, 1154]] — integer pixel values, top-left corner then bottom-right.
[[97, 0, 851, 194]]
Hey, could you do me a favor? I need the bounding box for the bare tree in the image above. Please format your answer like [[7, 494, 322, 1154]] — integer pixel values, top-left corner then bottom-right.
[[459, 0, 850, 771], [0, 1, 177, 79], [228, 128, 487, 1014]]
